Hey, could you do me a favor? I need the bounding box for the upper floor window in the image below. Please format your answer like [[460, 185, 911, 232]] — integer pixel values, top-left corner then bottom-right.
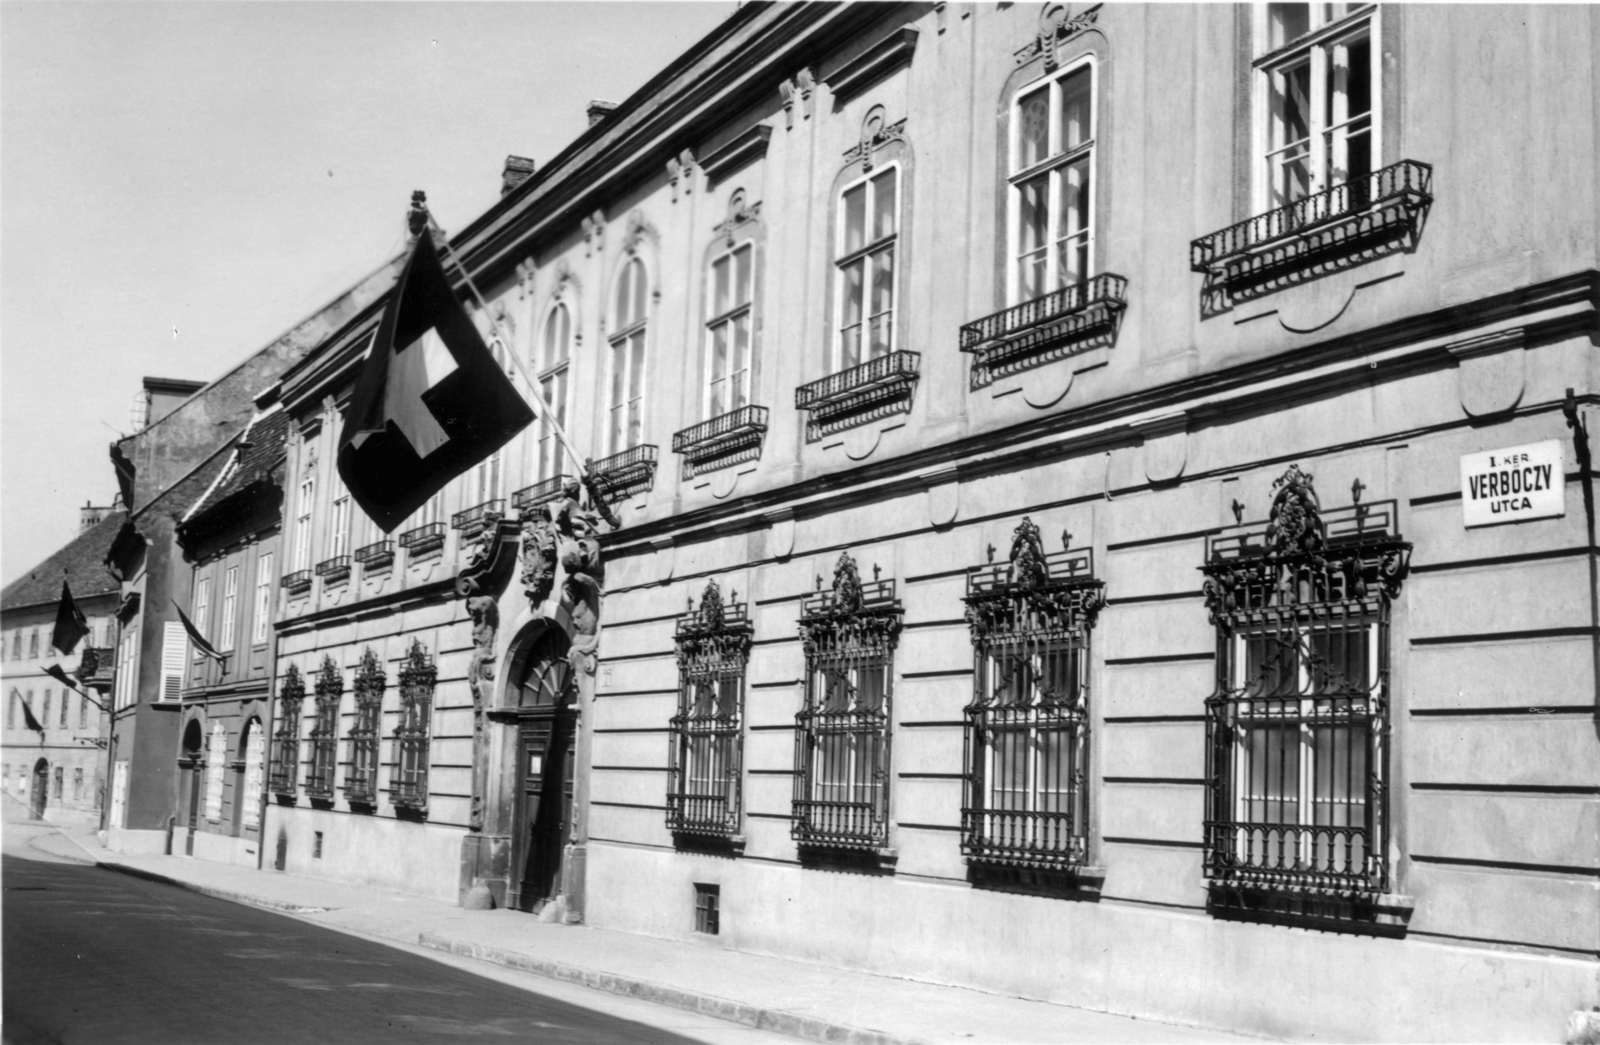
[[537, 303, 573, 482], [1256, 4, 1377, 210], [293, 477, 315, 571], [328, 491, 350, 560], [251, 552, 274, 646], [834, 166, 899, 371], [1010, 59, 1094, 303], [114, 619, 139, 711], [471, 339, 510, 503], [705, 240, 754, 418], [28, 629, 39, 659], [10, 631, 20, 660], [191, 577, 211, 662], [608, 258, 649, 455], [218, 566, 239, 653]]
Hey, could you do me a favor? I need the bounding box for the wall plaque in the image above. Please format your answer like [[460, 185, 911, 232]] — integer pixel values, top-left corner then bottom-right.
[[1459, 440, 1564, 527]]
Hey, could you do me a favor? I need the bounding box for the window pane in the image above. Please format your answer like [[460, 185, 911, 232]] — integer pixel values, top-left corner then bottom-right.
[[632, 262, 648, 326], [839, 259, 864, 369], [1268, 2, 1310, 49], [1016, 176, 1050, 300], [1059, 66, 1091, 151], [1057, 160, 1091, 286], [709, 323, 729, 417], [842, 184, 867, 256], [1016, 86, 1050, 169], [615, 262, 634, 327], [712, 255, 730, 317], [731, 314, 751, 410], [869, 247, 894, 358], [734, 245, 752, 306], [871, 170, 897, 241]]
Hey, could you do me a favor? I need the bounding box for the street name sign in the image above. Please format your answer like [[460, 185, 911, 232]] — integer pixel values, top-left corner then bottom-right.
[[1459, 439, 1564, 527]]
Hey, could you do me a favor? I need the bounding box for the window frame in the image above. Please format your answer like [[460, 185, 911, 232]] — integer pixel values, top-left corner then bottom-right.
[[305, 657, 342, 801], [536, 301, 574, 483], [392, 641, 435, 813], [831, 162, 903, 373], [293, 477, 315, 571], [345, 649, 385, 806], [1005, 54, 1098, 306], [268, 664, 305, 795], [667, 581, 752, 840], [218, 566, 239, 653], [703, 240, 757, 420], [251, 551, 274, 647], [606, 256, 651, 457]]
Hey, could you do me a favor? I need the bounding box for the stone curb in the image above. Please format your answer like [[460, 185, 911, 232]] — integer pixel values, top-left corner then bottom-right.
[[96, 860, 335, 916], [418, 932, 930, 1045]]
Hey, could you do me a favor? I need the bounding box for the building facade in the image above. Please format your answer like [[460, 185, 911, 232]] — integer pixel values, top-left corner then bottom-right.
[[256, 3, 1598, 1040]]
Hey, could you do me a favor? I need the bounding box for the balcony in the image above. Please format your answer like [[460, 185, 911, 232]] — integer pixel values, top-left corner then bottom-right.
[[281, 569, 314, 596], [794, 350, 920, 442], [587, 445, 659, 504], [74, 647, 115, 690], [314, 554, 351, 585], [352, 539, 394, 572], [512, 475, 571, 514], [450, 498, 505, 541], [672, 405, 770, 479], [1191, 160, 1433, 307], [961, 275, 1127, 388], [397, 521, 446, 558]]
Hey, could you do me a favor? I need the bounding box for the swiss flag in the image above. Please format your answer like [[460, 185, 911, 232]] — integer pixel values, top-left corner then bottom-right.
[[338, 228, 535, 532]]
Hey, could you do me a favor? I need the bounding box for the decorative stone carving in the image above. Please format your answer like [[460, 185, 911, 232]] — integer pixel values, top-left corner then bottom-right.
[[1015, 3, 1101, 70], [712, 189, 762, 248], [621, 210, 659, 256], [842, 106, 907, 173], [466, 595, 498, 831], [778, 67, 816, 129], [964, 519, 1105, 642], [667, 149, 697, 203], [581, 210, 605, 257]]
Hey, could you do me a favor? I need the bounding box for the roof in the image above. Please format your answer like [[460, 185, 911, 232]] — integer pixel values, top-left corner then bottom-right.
[[182, 406, 291, 524], [0, 510, 127, 612]]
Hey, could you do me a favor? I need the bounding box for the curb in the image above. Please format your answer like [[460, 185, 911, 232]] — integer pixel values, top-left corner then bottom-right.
[[96, 860, 335, 916], [418, 932, 928, 1045]]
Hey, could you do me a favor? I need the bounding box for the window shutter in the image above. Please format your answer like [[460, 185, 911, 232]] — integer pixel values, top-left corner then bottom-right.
[[159, 621, 187, 701]]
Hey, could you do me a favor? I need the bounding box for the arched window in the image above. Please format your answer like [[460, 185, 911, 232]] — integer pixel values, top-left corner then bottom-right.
[[705, 240, 754, 418], [538, 303, 573, 481], [240, 717, 264, 831], [607, 258, 649, 454]]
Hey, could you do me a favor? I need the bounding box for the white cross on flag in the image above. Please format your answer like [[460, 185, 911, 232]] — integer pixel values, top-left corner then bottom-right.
[[338, 227, 535, 532]]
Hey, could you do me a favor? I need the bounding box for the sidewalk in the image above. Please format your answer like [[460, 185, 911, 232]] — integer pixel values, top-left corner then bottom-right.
[[22, 820, 1261, 1045]]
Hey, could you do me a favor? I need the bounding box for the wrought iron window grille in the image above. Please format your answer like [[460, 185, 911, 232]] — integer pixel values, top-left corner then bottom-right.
[[397, 521, 447, 558], [586, 445, 659, 504], [1199, 466, 1411, 914], [962, 519, 1104, 876], [305, 656, 342, 802], [961, 275, 1129, 389], [793, 552, 902, 853], [314, 554, 352, 585], [281, 569, 314, 596], [391, 640, 435, 814], [267, 664, 304, 795], [512, 475, 572, 513], [794, 350, 920, 443], [672, 406, 770, 480], [353, 540, 394, 572], [667, 579, 752, 841], [1190, 160, 1433, 310], [344, 648, 384, 807], [451, 499, 506, 541]]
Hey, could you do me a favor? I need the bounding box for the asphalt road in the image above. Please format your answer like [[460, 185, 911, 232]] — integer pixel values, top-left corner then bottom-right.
[[2, 853, 704, 1045]]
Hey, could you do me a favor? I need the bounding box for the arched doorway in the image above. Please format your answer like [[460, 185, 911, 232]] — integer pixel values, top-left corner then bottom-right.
[[237, 717, 264, 837], [30, 758, 48, 819], [179, 719, 204, 856], [507, 625, 577, 914]]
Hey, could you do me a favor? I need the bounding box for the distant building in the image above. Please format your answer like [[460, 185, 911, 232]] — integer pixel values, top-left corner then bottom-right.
[[1, 510, 124, 825]]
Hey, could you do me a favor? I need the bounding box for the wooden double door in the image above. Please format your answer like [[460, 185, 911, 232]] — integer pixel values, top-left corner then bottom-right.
[[510, 710, 575, 913]]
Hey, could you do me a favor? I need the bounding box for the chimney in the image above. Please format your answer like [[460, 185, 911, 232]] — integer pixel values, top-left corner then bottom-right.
[[586, 100, 619, 127], [501, 155, 537, 196], [80, 501, 109, 534]]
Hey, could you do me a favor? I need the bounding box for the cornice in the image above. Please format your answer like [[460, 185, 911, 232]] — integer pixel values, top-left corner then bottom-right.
[[274, 576, 457, 636]]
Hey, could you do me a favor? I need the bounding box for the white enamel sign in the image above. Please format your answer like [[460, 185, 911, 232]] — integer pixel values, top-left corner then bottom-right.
[[1460, 440, 1564, 527]]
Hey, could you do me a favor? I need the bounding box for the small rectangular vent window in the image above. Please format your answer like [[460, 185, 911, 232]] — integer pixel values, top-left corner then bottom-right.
[[693, 883, 720, 935], [313, 831, 323, 858]]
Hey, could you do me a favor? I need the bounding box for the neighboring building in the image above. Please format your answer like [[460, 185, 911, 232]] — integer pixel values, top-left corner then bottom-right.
[[251, 2, 1596, 1040], [1, 510, 124, 825], [169, 396, 290, 866]]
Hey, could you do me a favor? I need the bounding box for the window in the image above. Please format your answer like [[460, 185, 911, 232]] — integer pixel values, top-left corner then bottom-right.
[[158, 621, 186, 701], [78, 693, 87, 728], [705, 242, 754, 418], [268, 665, 305, 794], [111, 761, 129, 828], [962, 520, 1102, 876], [252, 552, 274, 646], [608, 258, 649, 455], [667, 580, 751, 839], [1010, 60, 1094, 302], [28, 629, 39, 659], [241, 719, 264, 831], [833, 166, 899, 371], [6, 691, 14, 728], [114, 619, 140, 711], [9, 630, 19, 660], [1201, 465, 1410, 913], [1256, 4, 1377, 210], [73, 767, 84, 802], [58, 688, 68, 728], [205, 721, 227, 821], [393, 641, 435, 812], [345, 649, 384, 806], [42, 690, 51, 730], [537, 303, 573, 482], [306, 657, 342, 800], [190, 576, 211, 662], [694, 884, 720, 935], [328, 493, 350, 560], [793, 553, 901, 852], [52, 766, 62, 800], [218, 567, 239, 652], [293, 477, 315, 571]]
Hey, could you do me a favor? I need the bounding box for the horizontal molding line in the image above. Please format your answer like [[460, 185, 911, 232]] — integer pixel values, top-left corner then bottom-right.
[[902, 619, 969, 631], [593, 727, 671, 735], [591, 764, 664, 773], [1410, 782, 1600, 796], [1102, 776, 1206, 786], [747, 768, 795, 776], [590, 800, 667, 812], [745, 810, 794, 821], [748, 723, 796, 732], [899, 720, 964, 729], [603, 613, 684, 630], [753, 594, 805, 608], [1410, 706, 1596, 718], [1405, 927, 1599, 961], [1102, 835, 1204, 850], [1410, 471, 1590, 509], [904, 567, 972, 584], [1105, 591, 1206, 606], [598, 649, 674, 664], [1103, 652, 1215, 666], [596, 689, 678, 699], [750, 678, 802, 689], [1102, 715, 1206, 725], [1409, 853, 1600, 879], [1409, 545, 1596, 575], [897, 822, 961, 833], [1105, 527, 1217, 553], [751, 636, 800, 647], [897, 772, 966, 780], [901, 668, 973, 679], [1411, 626, 1599, 647]]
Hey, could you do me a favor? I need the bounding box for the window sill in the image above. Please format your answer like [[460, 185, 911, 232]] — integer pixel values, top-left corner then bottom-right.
[[588, 445, 660, 504], [962, 275, 1127, 388], [1206, 880, 1413, 935], [795, 351, 920, 442], [673, 406, 769, 479]]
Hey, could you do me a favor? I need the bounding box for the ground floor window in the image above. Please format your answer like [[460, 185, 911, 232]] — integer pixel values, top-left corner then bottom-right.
[[306, 657, 343, 800], [668, 580, 751, 839], [346, 649, 384, 806], [268, 665, 304, 795], [393, 641, 435, 813]]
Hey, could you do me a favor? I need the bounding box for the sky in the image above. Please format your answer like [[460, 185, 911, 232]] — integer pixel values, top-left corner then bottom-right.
[[0, 0, 736, 587]]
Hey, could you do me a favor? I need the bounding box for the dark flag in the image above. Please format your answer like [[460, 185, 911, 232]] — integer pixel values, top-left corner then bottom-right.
[[52, 580, 88, 655], [338, 227, 536, 532], [42, 665, 108, 712], [14, 689, 43, 736], [174, 603, 223, 661]]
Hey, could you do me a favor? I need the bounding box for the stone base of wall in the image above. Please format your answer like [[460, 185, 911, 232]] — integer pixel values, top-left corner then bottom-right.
[[262, 803, 464, 903], [106, 825, 168, 856], [190, 828, 260, 868]]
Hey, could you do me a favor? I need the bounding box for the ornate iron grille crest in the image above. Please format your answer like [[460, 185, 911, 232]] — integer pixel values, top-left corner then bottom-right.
[[268, 663, 305, 794], [345, 648, 384, 806], [393, 640, 436, 812], [667, 579, 754, 839]]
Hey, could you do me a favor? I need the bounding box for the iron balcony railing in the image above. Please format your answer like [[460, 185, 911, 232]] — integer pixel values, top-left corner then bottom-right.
[[1190, 160, 1433, 274], [397, 521, 446, 555], [281, 569, 314, 595], [794, 350, 920, 415], [512, 475, 572, 513], [451, 498, 505, 538], [74, 647, 115, 687], [314, 555, 351, 583], [960, 274, 1129, 355], [587, 445, 659, 503], [352, 539, 394, 570], [672, 405, 770, 455], [665, 713, 743, 838]]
